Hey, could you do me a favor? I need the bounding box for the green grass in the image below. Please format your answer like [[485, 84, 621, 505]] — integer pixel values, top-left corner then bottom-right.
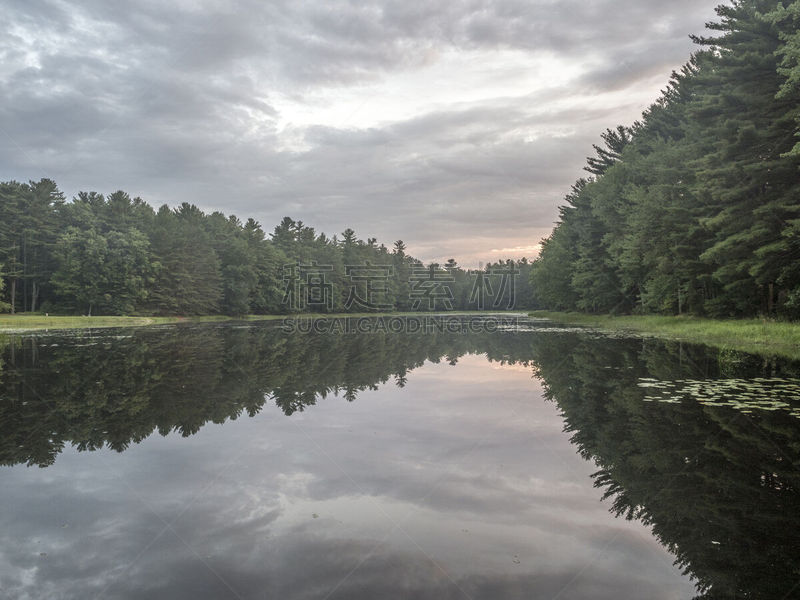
[[531, 310, 800, 360]]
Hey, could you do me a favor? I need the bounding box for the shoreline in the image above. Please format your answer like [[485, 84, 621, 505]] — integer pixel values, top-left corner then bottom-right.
[[531, 311, 800, 361]]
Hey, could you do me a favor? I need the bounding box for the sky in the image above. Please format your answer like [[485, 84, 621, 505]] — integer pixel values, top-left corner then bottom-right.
[[1, 0, 723, 266]]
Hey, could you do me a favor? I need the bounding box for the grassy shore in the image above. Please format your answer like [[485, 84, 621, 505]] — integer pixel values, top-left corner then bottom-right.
[[531, 310, 800, 360]]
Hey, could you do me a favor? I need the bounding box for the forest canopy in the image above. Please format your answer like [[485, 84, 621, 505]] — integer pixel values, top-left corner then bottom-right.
[[0, 181, 532, 316], [530, 0, 800, 319]]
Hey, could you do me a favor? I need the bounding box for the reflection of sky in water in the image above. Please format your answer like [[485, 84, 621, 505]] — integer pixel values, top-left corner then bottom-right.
[[0, 354, 693, 599]]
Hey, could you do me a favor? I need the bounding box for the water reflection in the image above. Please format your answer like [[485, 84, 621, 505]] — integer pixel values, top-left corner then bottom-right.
[[0, 318, 798, 598], [530, 333, 800, 599]]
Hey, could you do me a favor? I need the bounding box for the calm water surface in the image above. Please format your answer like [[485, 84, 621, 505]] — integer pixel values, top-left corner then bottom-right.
[[0, 317, 798, 599]]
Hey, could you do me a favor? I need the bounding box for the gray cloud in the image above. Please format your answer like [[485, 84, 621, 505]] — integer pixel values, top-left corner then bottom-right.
[[0, 0, 722, 263]]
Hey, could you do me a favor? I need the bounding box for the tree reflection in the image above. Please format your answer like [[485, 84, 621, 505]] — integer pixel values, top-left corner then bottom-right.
[[1, 319, 799, 598]]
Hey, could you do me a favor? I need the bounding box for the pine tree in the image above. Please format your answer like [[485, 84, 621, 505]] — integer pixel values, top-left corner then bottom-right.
[[0, 266, 8, 313], [691, 0, 800, 315], [147, 205, 223, 315]]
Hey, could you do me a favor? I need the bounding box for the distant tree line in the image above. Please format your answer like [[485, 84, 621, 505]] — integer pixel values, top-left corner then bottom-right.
[[0, 180, 533, 315], [531, 0, 800, 318]]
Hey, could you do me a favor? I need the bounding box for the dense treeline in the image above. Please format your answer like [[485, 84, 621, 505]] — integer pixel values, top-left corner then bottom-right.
[[531, 0, 800, 318], [0, 181, 532, 315]]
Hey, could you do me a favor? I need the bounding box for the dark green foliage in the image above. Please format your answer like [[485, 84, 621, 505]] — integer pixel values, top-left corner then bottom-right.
[[0, 186, 531, 315], [584, 125, 632, 176], [50, 227, 152, 315], [532, 0, 800, 318], [0, 179, 64, 314], [0, 268, 7, 313], [146, 205, 224, 315]]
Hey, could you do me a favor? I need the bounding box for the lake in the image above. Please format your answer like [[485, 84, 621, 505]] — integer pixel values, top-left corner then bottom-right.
[[0, 315, 798, 599]]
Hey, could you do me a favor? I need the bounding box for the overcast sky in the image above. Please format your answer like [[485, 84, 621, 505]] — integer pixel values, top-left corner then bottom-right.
[[1, 0, 722, 265]]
